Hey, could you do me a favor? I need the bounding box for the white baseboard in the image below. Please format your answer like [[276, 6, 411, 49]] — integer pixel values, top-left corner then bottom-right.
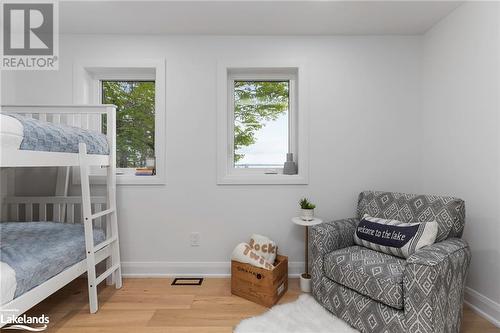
[[464, 287, 500, 328], [121, 261, 304, 278]]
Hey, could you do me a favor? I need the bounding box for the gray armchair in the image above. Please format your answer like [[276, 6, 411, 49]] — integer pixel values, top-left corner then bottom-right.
[[310, 191, 471, 333]]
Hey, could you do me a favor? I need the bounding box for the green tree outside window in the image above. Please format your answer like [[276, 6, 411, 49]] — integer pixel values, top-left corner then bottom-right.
[[233, 80, 289, 164], [101, 81, 155, 168]]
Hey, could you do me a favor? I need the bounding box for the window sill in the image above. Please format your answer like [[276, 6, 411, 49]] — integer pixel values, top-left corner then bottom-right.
[[117, 175, 165, 185], [217, 173, 308, 185]]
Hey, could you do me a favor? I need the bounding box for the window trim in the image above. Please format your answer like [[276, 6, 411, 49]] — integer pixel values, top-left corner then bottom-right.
[[73, 59, 166, 185], [217, 62, 309, 185]]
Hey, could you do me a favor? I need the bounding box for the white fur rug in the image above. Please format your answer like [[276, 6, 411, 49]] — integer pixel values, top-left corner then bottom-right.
[[234, 294, 359, 333]]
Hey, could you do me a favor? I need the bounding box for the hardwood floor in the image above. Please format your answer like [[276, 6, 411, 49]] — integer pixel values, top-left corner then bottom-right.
[[16, 278, 498, 332]]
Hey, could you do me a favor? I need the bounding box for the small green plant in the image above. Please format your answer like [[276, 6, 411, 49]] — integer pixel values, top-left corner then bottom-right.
[[299, 198, 316, 210]]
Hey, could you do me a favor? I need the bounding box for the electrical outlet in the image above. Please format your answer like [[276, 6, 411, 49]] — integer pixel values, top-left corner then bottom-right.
[[190, 232, 201, 247]]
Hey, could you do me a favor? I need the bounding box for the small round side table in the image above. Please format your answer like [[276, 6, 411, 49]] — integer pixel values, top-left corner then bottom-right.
[[291, 217, 323, 292]]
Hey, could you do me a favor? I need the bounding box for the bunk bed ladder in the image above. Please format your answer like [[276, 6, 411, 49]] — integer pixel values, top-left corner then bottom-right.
[[79, 143, 122, 314]]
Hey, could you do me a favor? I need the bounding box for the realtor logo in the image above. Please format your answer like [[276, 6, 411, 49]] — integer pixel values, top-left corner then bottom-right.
[[1, 0, 59, 70], [1, 309, 49, 331]]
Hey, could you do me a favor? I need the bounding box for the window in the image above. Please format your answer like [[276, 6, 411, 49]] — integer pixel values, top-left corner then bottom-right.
[[100, 80, 155, 169], [233, 80, 290, 170], [73, 59, 166, 185], [217, 65, 308, 185]]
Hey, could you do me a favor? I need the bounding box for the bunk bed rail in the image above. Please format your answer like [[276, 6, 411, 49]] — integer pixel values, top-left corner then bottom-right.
[[2, 196, 108, 227], [0, 104, 115, 133]]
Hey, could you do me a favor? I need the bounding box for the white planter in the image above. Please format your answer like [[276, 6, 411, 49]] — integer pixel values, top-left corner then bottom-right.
[[301, 209, 314, 221], [300, 273, 312, 293]]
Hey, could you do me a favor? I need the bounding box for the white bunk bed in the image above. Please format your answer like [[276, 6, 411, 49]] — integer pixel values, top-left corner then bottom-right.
[[0, 105, 122, 327]]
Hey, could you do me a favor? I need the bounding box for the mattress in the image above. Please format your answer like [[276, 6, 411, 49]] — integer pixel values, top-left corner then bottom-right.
[[0, 262, 16, 305], [0, 222, 105, 304], [0, 113, 109, 155]]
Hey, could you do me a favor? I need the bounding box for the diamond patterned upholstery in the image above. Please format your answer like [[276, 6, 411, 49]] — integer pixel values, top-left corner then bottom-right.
[[324, 246, 405, 309], [311, 191, 471, 333], [357, 191, 465, 242], [317, 275, 406, 332]]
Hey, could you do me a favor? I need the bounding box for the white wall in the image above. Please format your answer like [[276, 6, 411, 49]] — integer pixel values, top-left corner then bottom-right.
[[421, 2, 500, 325], [2, 2, 500, 327], [1, 35, 422, 275]]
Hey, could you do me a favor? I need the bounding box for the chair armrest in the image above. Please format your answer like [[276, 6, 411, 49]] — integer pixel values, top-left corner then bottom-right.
[[310, 218, 358, 257], [403, 238, 471, 332], [310, 218, 358, 297], [406, 238, 470, 267]]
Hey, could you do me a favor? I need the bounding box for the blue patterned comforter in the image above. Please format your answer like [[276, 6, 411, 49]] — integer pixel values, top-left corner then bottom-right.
[[0, 222, 105, 298], [7, 114, 109, 155]]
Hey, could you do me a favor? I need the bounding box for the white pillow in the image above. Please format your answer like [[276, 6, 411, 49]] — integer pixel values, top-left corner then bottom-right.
[[1, 114, 24, 150], [353, 214, 438, 258], [248, 234, 277, 263], [231, 243, 274, 270]]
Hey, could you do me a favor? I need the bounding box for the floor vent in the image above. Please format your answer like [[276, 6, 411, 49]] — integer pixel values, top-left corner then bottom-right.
[[171, 277, 204, 286]]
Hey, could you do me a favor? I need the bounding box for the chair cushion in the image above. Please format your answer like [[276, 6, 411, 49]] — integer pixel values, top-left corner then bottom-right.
[[323, 245, 405, 309]]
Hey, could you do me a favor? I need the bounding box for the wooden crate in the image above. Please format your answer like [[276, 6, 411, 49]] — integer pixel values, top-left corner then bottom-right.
[[231, 255, 288, 307]]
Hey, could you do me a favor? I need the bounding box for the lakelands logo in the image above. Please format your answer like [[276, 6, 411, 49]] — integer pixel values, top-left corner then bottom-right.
[[1, 0, 59, 70], [1, 310, 49, 331]]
